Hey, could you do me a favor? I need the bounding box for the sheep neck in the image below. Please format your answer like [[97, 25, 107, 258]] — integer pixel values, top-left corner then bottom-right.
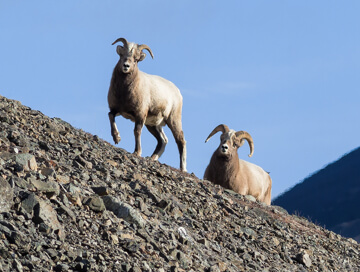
[[213, 151, 240, 186], [110, 66, 140, 96], [118, 67, 139, 88]]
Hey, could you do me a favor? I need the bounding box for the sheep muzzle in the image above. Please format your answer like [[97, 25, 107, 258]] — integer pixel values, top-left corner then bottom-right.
[[122, 62, 131, 73], [221, 144, 229, 153]]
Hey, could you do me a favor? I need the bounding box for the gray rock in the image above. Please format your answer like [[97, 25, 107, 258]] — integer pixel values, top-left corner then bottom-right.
[[12, 259, 23, 272], [55, 200, 77, 222], [92, 186, 110, 196], [14, 153, 37, 171], [54, 264, 70, 272], [0, 223, 12, 239], [83, 195, 105, 212], [295, 252, 312, 268], [10, 229, 31, 248], [74, 155, 93, 169], [240, 227, 257, 239], [33, 198, 65, 240], [21, 193, 39, 215], [102, 195, 146, 228], [209, 264, 221, 272], [0, 177, 13, 213], [244, 195, 256, 202], [39, 167, 56, 177], [30, 179, 60, 196]]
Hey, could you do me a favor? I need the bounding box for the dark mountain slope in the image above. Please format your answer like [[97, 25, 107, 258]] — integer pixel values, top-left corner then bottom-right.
[[273, 147, 360, 240], [0, 94, 360, 271]]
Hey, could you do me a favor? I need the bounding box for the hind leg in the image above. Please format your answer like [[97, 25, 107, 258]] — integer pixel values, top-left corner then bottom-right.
[[263, 177, 272, 205], [167, 119, 187, 172], [146, 125, 168, 160]]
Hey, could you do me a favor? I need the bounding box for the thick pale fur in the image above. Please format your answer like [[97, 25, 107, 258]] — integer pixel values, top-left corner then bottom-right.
[[204, 126, 272, 205], [108, 38, 186, 171]]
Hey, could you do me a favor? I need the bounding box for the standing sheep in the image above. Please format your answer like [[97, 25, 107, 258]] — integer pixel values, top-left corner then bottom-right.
[[204, 124, 272, 205], [107, 38, 187, 171]]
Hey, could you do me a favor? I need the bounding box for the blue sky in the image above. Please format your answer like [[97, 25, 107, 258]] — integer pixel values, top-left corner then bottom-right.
[[1, 1, 360, 198]]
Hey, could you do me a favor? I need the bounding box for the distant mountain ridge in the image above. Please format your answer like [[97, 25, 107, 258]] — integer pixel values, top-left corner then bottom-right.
[[273, 147, 360, 242]]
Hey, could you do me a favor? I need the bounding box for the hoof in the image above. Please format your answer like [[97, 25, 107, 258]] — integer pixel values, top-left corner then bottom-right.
[[151, 154, 159, 161], [113, 134, 121, 144]]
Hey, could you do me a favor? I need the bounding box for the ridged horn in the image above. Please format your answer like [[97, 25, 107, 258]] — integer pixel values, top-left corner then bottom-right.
[[112, 38, 128, 48], [235, 131, 254, 157], [205, 124, 230, 143], [137, 44, 154, 59]]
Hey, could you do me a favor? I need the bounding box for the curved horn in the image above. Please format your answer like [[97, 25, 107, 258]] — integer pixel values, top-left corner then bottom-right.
[[137, 44, 154, 59], [235, 131, 254, 157], [205, 124, 230, 143], [112, 38, 128, 48]]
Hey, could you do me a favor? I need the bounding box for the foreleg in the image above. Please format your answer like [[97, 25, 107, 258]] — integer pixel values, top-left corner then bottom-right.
[[108, 111, 121, 144], [133, 120, 145, 156]]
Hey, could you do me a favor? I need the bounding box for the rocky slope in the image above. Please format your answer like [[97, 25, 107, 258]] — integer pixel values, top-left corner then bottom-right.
[[0, 94, 359, 272]]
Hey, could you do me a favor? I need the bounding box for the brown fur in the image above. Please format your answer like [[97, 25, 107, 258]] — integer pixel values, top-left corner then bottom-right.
[[107, 38, 186, 171], [204, 127, 272, 205]]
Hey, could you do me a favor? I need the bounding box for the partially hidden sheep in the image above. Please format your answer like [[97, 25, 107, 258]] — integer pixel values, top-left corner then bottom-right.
[[204, 124, 272, 205]]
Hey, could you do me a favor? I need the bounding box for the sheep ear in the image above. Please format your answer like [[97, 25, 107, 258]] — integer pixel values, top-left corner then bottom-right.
[[233, 137, 245, 148], [138, 52, 146, 62], [116, 45, 125, 56]]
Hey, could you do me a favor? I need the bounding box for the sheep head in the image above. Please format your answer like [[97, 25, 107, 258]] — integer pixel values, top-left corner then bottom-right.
[[112, 37, 154, 74], [205, 124, 254, 159]]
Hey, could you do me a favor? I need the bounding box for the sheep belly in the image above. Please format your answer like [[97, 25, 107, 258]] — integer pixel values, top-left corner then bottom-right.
[[145, 114, 166, 126], [122, 112, 136, 122], [238, 160, 269, 198]]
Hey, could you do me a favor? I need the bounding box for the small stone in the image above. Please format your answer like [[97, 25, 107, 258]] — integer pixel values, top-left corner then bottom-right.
[[54, 264, 70, 272], [102, 195, 146, 228], [66, 192, 82, 207], [30, 179, 60, 196], [39, 167, 55, 177], [0, 177, 13, 213], [110, 234, 119, 245], [14, 153, 37, 172], [272, 237, 280, 247], [83, 196, 105, 212], [218, 262, 227, 272], [92, 186, 110, 196], [33, 198, 65, 240], [74, 155, 92, 169], [56, 175, 70, 184], [209, 264, 221, 272], [21, 193, 39, 215], [198, 238, 209, 246], [12, 259, 23, 272], [295, 252, 312, 268], [244, 195, 256, 202]]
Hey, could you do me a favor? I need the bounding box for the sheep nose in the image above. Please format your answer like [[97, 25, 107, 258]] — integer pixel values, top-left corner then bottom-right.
[[221, 144, 228, 152], [123, 63, 130, 69]]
